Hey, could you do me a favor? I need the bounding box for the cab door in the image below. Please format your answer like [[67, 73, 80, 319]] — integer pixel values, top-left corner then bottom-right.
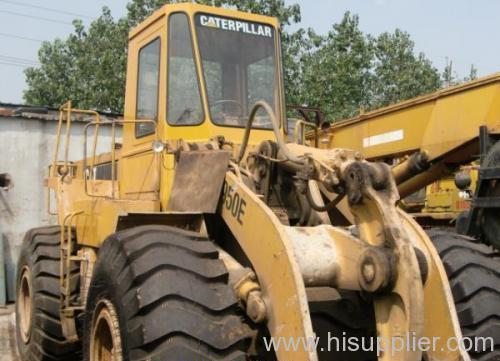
[[120, 17, 166, 200], [160, 11, 207, 209]]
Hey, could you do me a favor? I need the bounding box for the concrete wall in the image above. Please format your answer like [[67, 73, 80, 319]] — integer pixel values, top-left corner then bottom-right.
[[0, 117, 121, 301]]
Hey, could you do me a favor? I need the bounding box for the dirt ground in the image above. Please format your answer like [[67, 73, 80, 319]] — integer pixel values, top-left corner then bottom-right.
[[0, 305, 20, 361]]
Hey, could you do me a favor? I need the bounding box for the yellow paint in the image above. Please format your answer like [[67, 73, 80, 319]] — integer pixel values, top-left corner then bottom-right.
[[48, 3, 285, 248], [222, 172, 317, 361], [422, 167, 477, 216], [315, 73, 500, 162], [121, 2, 285, 209], [44, 4, 471, 360], [73, 198, 159, 247], [399, 211, 465, 361]]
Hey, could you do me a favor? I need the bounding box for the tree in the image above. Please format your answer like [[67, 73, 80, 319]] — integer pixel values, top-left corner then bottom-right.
[[24, 8, 129, 112], [463, 64, 478, 82], [24, 0, 301, 113], [442, 58, 458, 87], [442, 59, 478, 87], [298, 13, 373, 120], [282, 28, 312, 106], [127, 0, 300, 27], [289, 14, 442, 121], [370, 29, 441, 108], [24, 1, 475, 119]]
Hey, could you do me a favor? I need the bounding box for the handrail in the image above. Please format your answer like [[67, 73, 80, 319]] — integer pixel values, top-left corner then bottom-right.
[[51, 101, 101, 178], [51, 104, 65, 178], [293, 119, 318, 147], [82, 119, 157, 199]]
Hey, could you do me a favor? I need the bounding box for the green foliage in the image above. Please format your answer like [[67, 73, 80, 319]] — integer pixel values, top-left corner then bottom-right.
[[23, 1, 475, 120], [24, 0, 300, 113], [24, 8, 128, 112], [370, 29, 441, 108], [442, 59, 478, 87], [281, 28, 310, 106], [297, 13, 374, 120], [127, 0, 300, 27], [293, 15, 442, 121]]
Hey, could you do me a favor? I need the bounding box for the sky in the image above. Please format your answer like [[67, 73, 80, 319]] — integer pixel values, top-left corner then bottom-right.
[[0, 0, 499, 104]]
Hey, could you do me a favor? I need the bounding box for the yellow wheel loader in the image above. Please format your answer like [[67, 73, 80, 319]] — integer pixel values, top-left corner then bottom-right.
[[15, 4, 500, 361]]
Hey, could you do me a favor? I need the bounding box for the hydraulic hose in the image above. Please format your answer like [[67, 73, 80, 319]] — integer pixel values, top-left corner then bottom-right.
[[237, 101, 303, 165], [306, 183, 344, 212]]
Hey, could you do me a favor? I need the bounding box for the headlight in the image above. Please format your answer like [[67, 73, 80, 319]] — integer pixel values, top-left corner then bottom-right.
[[152, 140, 165, 153]]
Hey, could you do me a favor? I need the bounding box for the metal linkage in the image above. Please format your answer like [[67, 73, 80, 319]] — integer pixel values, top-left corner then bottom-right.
[[274, 143, 426, 361]]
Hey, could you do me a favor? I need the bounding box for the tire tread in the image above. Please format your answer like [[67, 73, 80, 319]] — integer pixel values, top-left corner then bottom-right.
[[428, 229, 500, 361], [16, 226, 80, 361], [84, 225, 253, 361]]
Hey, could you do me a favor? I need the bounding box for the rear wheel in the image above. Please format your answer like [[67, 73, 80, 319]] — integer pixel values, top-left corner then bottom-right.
[[428, 229, 500, 360], [83, 225, 254, 361], [15, 226, 81, 361]]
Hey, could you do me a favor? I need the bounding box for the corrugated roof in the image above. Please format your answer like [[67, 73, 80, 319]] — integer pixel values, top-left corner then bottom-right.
[[0, 102, 121, 122]]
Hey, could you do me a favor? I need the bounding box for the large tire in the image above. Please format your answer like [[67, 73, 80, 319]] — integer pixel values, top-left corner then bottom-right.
[[309, 290, 376, 361], [83, 225, 254, 361], [481, 140, 500, 249], [428, 229, 500, 360], [15, 226, 81, 361]]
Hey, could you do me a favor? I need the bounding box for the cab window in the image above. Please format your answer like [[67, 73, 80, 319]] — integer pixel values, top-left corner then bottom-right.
[[136, 38, 160, 137], [93, 162, 117, 180], [167, 13, 204, 125], [196, 14, 278, 128]]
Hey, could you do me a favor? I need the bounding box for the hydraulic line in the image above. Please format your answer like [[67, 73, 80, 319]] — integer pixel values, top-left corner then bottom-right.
[[237, 101, 303, 165]]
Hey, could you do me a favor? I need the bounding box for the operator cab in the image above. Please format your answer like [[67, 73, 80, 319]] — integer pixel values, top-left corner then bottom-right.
[[124, 3, 284, 148]]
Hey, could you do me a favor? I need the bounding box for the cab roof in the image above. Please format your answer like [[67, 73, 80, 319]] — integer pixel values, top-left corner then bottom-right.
[[129, 2, 280, 40]]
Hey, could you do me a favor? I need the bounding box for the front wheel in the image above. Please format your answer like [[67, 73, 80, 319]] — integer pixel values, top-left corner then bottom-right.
[[83, 225, 254, 361], [428, 229, 500, 360]]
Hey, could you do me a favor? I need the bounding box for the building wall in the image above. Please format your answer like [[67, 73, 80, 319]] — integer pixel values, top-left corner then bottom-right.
[[0, 117, 121, 301]]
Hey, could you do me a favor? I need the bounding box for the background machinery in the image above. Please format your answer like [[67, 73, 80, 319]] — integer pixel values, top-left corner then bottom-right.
[[307, 75, 500, 247], [15, 4, 500, 361]]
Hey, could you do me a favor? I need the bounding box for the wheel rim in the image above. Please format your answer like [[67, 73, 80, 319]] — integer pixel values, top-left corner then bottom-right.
[[18, 266, 33, 344], [90, 299, 123, 361]]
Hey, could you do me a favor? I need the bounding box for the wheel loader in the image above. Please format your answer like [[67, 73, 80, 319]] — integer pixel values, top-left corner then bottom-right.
[[15, 3, 500, 361]]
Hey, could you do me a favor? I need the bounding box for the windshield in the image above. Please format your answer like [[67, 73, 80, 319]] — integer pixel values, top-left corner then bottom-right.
[[195, 14, 278, 129]]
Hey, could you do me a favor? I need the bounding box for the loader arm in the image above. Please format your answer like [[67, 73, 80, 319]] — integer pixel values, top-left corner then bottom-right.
[[221, 141, 469, 361]]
